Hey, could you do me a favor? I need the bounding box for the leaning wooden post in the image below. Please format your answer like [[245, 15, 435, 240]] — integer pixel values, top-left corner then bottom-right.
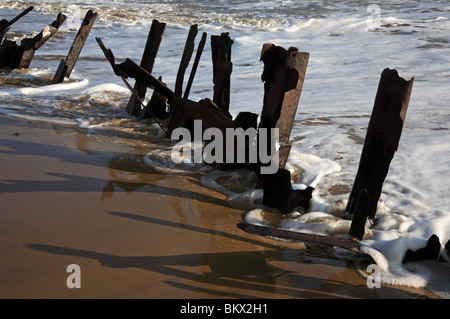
[[347, 68, 414, 240], [211, 32, 233, 119], [165, 25, 198, 137], [174, 24, 198, 97], [183, 32, 207, 99], [19, 13, 66, 68], [125, 19, 166, 116], [259, 44, 309, 169], [52, 10, 97, 84]]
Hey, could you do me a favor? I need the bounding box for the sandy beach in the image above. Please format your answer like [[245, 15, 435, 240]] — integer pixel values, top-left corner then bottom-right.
[[0, 114, 439, 300]]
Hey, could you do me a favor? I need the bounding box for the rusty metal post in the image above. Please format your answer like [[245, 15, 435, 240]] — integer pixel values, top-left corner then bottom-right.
[[347, 68, 414, 240], [211, 32, 233, 119], [52, 10, 97, 84], [125, 19, 166, 115]]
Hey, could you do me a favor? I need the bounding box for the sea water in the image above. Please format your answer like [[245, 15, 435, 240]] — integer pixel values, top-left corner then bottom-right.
[[1, 0, 449, 297]]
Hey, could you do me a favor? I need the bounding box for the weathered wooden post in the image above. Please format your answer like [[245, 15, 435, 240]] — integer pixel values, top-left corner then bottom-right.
[[125, 19, 166, 116], [175, 24, 198, 97], [165, 25, 201, 137], [211, 32, 233, 119], [143, 31, 206, 122], [52, 10, 97, 84], [257, 44, 312, 214], [19, 13, 66, 68], [347, 68, 414, 240], [0, 10, 64, 70], [183, 32, 207, 99], [259, 44, 309, 169]]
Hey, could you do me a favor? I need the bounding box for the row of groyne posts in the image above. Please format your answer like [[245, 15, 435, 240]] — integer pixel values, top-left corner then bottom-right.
[[1, 7, 414, 242]]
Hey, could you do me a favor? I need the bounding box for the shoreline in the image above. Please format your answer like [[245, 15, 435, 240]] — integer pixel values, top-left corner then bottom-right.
[[0, 114, 438, 299]]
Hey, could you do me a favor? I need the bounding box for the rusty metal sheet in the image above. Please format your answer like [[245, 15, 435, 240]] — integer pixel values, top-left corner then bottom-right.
[[97, 37, 174, 100]]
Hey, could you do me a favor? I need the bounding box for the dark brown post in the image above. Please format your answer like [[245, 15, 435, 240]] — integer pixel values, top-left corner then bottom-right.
[[19, 13, 66, 68], [0, 10, 64, 70], [125, 19, 166, 115], [211, 32, 233, 119], [259, 43, 309, 169], [52, 10, 97, 84], [257, 44, 312, 214], [347, 68, 414, 240], [164, 25, 199, 137], [183, 32, 207, 99], [174, 24, 198, 97], [0, 6, 34, 37]]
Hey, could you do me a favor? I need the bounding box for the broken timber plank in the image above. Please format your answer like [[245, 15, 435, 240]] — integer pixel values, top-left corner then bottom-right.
[[1, 9, 63, 70], [347, 68, 414, 240], [211, 32, 233, 119], [96, 37, 174, 102], [175, 24, 198, 97], [183, 31, 207, 99], [260, 44, 309, 169], [19, 12, 66, 68], [97, 37, 172, 131], [125, 19, 166, 116], [52, 10, 97, 84], [171, 96, 260, 172], [237, 222, 362, 260], [165, 25, 200, 136]]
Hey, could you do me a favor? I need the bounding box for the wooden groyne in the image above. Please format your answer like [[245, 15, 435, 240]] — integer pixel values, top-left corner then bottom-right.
[[1, 9, 418, 249]]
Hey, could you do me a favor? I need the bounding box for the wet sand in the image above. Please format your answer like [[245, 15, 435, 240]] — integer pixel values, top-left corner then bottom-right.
[[0, 114, 438, 299]]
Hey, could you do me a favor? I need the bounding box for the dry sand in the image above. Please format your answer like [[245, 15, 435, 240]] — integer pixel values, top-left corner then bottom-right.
[[0, 114, 439, 299]]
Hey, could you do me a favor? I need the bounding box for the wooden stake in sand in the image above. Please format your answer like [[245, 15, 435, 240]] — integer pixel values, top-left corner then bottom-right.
[[125, 19, 166, 116], [211, 32, 233, 119], [165, 25, 202, 137], [52, 10, 97, 84], [175, 24, 198, 98], [259, 44, 309, 170], [347, 68, 414, 240]]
